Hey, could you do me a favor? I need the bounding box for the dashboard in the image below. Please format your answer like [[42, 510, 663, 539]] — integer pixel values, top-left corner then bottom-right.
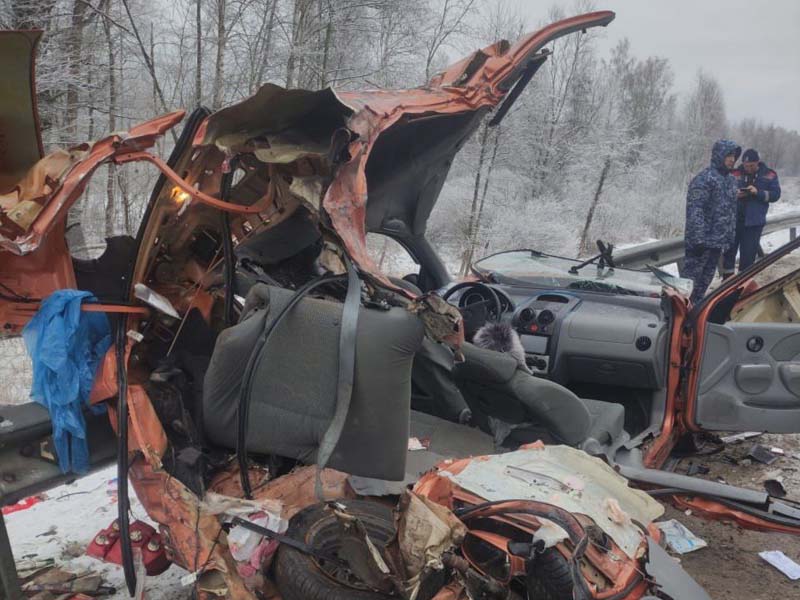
[[451, 283, 671, 390]]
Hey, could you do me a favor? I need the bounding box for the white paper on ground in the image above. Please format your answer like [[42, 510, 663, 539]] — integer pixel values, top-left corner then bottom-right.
[[656, 519, 707, 554], [759, 550, 800, 580], [408, 437, 426, 451]]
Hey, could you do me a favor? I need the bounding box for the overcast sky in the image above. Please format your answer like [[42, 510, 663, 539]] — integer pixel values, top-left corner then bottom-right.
[[507, 0, 800, 131]]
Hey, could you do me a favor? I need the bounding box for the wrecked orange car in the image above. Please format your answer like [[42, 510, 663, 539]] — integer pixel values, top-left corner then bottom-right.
[[1, 8, 800, 600]]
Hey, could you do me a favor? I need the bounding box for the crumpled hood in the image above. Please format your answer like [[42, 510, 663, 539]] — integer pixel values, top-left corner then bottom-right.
[[710, 139, 741, 172]]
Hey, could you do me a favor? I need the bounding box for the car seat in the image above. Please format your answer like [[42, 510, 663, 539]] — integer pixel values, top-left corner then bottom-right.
[[203, 283, 425, 481], [453, 343, 625, 450]]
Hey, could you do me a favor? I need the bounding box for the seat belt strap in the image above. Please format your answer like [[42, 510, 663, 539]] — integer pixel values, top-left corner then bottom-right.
[[316, 258, 360, 499]]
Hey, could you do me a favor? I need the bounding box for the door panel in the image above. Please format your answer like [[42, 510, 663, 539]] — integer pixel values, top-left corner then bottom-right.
[[696, 322, 800, 431]]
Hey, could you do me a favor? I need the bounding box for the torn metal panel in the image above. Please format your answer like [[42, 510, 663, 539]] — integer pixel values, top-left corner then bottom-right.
[[408, 294, 464, 348], [397, 492, 466, 579], [209, 465, 353, 521], [128, 460, 256, 600], [644, 537, 711, 600], [333, 507, 400, 595], [439, 445, 663, 559], [177, 13, 616, 296], [0, 111, 185, 255], [197, 83, 353, 156]]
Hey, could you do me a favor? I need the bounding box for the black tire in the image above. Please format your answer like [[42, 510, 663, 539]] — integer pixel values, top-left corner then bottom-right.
[[526, 548, 574, 600], [274, 499, 397, 600]]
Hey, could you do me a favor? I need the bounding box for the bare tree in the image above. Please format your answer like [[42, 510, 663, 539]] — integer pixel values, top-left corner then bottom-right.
[[102, 0, 118, 236], [195, 0, 203, 106], [422, 0, 476, 82], [681, 71, 727, 176], [211, 0, 226, 108], [64, 0, 90, 143]]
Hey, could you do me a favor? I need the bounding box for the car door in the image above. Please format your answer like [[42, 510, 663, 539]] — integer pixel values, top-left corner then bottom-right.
[[684, 235, 800, 432]]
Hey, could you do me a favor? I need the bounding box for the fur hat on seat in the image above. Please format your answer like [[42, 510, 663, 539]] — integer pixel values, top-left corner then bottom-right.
[[473, 322, 530, 372]]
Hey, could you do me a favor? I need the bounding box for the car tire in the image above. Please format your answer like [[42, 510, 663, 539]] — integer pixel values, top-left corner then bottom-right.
[[274, 499, 397, 600], [526, 548, 574, 600]]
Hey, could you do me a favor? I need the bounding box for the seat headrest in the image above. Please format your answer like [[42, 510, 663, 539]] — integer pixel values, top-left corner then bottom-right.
[[454, 342, 520, 384]]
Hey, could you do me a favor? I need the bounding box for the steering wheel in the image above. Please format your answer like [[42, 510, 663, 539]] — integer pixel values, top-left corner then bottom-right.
[[442, 282, 503, 338]]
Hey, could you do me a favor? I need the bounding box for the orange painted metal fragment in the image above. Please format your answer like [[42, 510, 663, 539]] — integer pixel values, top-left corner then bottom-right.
[[0, 110, 185, 255], [0, 112, 184, 333], [670, 495, 800, 536], [320, 11, 615, 285]]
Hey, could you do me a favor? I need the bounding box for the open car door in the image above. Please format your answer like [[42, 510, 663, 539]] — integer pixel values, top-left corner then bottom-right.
[[0, 30, 43, 192], [683, 236, 800, 433]]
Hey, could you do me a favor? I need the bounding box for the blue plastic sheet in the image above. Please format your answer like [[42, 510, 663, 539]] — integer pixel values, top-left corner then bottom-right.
[[23, 290, 112, 474]]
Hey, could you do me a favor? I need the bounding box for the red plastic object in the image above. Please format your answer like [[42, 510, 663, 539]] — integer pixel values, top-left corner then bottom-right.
[[1, 495, 43, 515], [86, 519, 171, 576]]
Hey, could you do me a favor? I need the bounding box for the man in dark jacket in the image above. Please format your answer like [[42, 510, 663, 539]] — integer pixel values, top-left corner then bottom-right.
[[684, 139, 741, 304], [722, 148, 781, 276]]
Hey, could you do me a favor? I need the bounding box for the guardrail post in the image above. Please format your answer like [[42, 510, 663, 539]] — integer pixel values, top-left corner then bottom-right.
[[792, 227, 797, 241]]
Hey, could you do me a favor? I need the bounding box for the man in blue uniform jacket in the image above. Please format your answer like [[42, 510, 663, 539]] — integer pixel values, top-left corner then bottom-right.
[[722, 148, 781, 276], [684, 139, 741, 305]]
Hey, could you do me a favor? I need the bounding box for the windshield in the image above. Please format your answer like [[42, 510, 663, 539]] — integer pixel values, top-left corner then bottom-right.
[[473, 250, 693, 297]]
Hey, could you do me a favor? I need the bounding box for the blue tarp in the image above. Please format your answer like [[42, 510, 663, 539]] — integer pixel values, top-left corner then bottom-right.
[[23, 290, 112, 474]]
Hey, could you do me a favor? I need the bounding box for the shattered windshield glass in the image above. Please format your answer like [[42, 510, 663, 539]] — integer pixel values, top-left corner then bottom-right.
[[473, 250, 693, 297]]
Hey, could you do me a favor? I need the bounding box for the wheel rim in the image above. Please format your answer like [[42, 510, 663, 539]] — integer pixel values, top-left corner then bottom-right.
[[303, 509, 396, 593]]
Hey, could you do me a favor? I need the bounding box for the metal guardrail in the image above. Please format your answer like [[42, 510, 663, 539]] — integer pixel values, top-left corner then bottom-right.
[[614, 208, 800, 270]]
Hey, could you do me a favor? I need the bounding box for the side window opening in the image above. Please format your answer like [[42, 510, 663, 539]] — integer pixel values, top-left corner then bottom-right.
[[366, 233, 420, 282]]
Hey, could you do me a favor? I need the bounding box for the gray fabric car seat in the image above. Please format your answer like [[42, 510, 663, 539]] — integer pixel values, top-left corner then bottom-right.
[[453, 343, 624, 448], [203, 283, 425, 481]]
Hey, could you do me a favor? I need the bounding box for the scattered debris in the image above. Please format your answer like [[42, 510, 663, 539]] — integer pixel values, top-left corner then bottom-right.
[[771, 447, 785, 456], [720, 454, 739, 466], [394, 491, 466, 584], [748, 444, 781, 465], [227, 509, 288, 580], [764, 478, 788, 498], [0, 418, 13, 429], [35, 525, 57, 538], [2, 495, 44, 515], [15, 558, 56, 581], [408, 437, 429, 451], [656, 519, 707, 554], [133, 283, 180, 319], [62, 541, 85, 559], [645, 538, 712, 600], [20, 565, 115, 597], [759, 550, 800, 580], [720, 431, 762, 444], [686, 462, 710, 476]]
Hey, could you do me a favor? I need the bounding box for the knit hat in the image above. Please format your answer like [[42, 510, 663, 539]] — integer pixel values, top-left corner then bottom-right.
[[742, 148, 760, 163]]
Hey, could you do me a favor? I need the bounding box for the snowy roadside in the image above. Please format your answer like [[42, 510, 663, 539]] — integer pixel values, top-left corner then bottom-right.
[[4, 466, 188, 599]]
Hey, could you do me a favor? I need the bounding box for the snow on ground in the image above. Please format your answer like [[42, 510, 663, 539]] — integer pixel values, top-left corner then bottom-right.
[[5, 465, 188, 599]]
